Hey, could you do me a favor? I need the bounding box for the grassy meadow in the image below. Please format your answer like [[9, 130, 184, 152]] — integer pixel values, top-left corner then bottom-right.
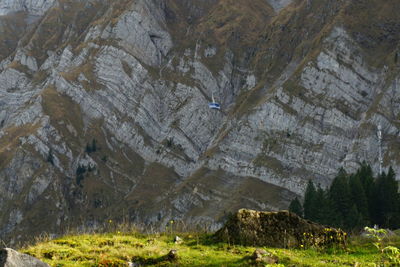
[[19, 229, 399, 267]]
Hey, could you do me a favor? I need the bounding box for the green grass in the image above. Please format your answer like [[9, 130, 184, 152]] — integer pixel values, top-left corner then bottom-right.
[[19, 230, 399, 267]]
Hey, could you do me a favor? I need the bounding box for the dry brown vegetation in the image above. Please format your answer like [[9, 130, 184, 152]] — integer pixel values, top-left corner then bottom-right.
[[0, 123, 39, 169], [0, 12, 28, 60]]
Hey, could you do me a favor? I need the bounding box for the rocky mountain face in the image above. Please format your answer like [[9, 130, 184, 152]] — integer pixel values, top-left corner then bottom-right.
[[0, 0, 55, 16], [0, 0, 399, 243]]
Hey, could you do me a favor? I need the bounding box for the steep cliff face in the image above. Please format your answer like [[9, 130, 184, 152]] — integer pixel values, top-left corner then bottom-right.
[[0, 0, 399, 243], [0, 0, 55, 16]]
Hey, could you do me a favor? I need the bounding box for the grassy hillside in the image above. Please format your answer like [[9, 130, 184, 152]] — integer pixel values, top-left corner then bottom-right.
[[20, 229, 399, 266]]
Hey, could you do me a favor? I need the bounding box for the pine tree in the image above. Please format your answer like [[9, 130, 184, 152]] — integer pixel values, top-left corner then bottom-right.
[[76, 165, 87, 186], [375, 167, 400, 228], [386, 167, 400, 228], [372, 171, 386, 226], [329, 168, 351, 228], [314, 185, 326, 223], [297, 165, 399, 230], [346, 204, 365, 231], [289, 197, 303, 217], [91, 138, 97, 152], [314, 185, 338, 226], [303, 180, 317, 221], [349, 173, 369, 223], [85, 139, 98, 154], [321, 195, 341, 227], [357, 162, 375, 221], [86, 143, 92, 153]]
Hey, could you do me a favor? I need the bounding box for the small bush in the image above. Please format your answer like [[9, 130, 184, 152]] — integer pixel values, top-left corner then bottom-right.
[[86, 138, 98, 153], [76, 165, 87, 186], [47, 148, 54, 166]]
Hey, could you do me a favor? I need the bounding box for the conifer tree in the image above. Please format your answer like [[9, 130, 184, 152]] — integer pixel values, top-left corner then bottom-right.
[[303, 180, 317, 221], [349, 173, 369, 223], [314, 185, 326, 223], [86, 143, 92, 153], [295, 165, 400, 230], [357, 162, 375, 219], [375, 167, 400, 228], [386, 167, 400, 228], [329, 168, 351, 228], [289, 197, 303, 217], [314, 185, 339, 226], [372, 171, 386, 226], [322, 195, 341, 227], [85, 139, 98, 153], [92, 138, 97, 152], [347, 204, 365, 230]]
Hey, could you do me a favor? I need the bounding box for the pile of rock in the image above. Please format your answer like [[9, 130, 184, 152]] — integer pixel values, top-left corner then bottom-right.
[[214, 209, 346, 248]]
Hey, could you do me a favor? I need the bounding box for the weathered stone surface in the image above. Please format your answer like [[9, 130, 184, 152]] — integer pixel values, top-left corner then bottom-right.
[[167, 250, 178, 262], [215, 209, 346, 248], [111, 0, 173, 67], [0, 248, 50, 267], [267, 0, 292, 11], [0, 0, 55, 16], [174, 236, 183, 244], [251, 248, 279, 265]]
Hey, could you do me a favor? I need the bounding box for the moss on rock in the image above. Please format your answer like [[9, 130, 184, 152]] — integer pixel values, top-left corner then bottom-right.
[[214, 209, 347, 248]]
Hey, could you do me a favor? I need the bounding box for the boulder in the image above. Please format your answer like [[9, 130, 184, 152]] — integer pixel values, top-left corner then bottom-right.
[[167, 250, 178, 262], [0, 248, 50, 267], [174, 236, 183, 244], [251, 248, 278, 264], [214, 209, 346, 248]]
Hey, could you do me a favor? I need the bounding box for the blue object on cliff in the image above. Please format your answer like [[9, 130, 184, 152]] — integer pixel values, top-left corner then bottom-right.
[[208, 93, 221, 110]]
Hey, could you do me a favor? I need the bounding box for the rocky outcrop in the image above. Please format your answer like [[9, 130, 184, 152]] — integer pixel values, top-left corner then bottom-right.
[[214, 209, 347, 248], [0, 0, 55, 16], [0, 248, 50, 267], [267, 0, 292, 11], [251, 249, 279, 265]]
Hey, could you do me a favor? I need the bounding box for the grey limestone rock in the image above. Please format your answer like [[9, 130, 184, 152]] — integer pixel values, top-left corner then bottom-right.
[[14, 50, 38, 72], [0, 0, 55, 16], [111, 0, 173, 66], [0, 248, 49, 267], [267, 0, 292, 12]]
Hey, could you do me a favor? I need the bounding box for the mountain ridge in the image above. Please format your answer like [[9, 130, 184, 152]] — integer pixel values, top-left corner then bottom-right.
[[0, 0, 399, 244]]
